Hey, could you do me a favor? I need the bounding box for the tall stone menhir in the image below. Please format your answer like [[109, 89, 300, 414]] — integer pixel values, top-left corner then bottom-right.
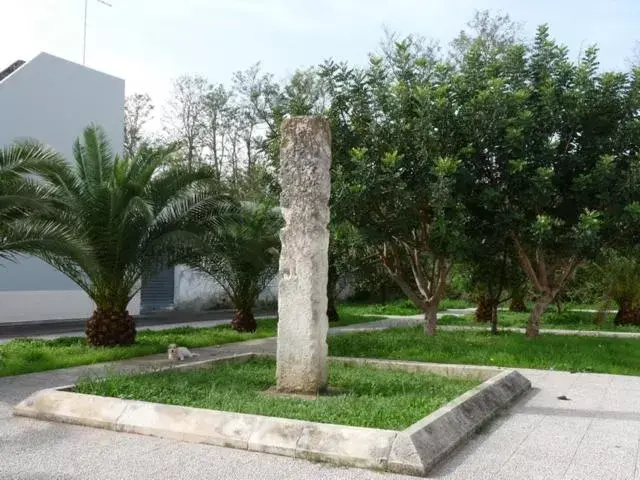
[[276, 116, 331, 394]]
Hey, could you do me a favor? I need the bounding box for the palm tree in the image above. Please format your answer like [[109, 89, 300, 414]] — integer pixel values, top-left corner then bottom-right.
[[594, 249, 640, 326], [187, 201, 282, 332], [0, 142, 77, 263], [34, 126, 222, 346]]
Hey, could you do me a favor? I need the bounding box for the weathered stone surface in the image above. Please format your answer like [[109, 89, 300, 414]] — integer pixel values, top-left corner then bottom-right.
[[248, 416, 309, 456], [295, 423, 397, 470], [276, 116, 332, 394], [387, 369, 531, 475], [116, 401, 258, 449], [13, 389, 127, 430]]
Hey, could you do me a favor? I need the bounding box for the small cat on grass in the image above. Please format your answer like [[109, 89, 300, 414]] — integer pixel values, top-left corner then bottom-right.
[[167, 344, 199, 361]]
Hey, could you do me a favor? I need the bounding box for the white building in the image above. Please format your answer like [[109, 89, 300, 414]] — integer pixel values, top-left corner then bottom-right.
[[0, 52, 279, 324], [0, 52, 135, 323]]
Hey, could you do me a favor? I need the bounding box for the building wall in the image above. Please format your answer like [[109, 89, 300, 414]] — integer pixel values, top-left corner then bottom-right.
[[0, 52, 134, 323], [172, 266, 353, 312], [173, 266, 278, 311]]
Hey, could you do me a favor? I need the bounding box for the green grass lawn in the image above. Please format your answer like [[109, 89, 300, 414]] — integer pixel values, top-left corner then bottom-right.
[[75, 356, 479, 430], [0, 312, 377, 378], [340, 298, 475, 317], [329, 327, 640, 375], [438, 310, 640, 332]]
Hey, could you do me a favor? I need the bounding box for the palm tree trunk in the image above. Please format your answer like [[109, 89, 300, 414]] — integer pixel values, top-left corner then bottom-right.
[[475, 296, 492, 323], [85, 308, 136, 346], [231, 308, 257, 332], [509, 296, 527, 312], [614, 298, 640, 326], [476, 295, 499, 333]]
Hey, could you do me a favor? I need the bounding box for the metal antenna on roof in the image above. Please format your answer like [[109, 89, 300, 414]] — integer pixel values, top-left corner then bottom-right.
[[83, 0, 113, 65]]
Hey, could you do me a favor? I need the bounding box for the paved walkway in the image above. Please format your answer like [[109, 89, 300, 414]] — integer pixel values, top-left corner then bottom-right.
[[2, 320, 640, 479]]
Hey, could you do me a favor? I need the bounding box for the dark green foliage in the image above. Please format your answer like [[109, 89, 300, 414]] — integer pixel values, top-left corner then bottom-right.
[[0, 142, 78, 263], [320, 39, 469, 335]]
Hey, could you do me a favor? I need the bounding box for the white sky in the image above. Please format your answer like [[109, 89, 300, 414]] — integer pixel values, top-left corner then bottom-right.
[[2, 0, 639, 124]]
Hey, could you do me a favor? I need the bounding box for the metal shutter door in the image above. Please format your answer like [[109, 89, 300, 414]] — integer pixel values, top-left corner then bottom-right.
[[140, 267, 175, 312]]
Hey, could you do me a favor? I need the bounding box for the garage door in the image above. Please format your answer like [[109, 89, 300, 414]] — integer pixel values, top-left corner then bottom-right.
[[140, 267, 175, 312]]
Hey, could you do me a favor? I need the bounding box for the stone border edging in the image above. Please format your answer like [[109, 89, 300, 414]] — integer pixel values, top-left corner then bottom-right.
[[13, 354, 531, 477], [388, 369, 530, 475]]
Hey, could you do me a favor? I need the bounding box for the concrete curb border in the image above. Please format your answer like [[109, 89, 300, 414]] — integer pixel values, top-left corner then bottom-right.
[[13, 355, 531, 477]]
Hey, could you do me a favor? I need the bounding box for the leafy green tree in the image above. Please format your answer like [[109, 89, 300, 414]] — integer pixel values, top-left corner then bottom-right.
[[0, 142, 77, 263], [186, 201, 282, 332], [451, 19, 527, 333], [451, 23, 640, 336], [502, 27, 640, 337], [324, 38, 468, 335], [33, 126, 221, 346], [326, 221, 370, 322], [466, 241, 524, 334]]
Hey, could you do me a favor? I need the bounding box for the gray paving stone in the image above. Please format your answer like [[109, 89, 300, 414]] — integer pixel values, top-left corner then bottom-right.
[[494, 415, 594, 479], [430, 412, 545, 478], [562, 418, 640, 480]]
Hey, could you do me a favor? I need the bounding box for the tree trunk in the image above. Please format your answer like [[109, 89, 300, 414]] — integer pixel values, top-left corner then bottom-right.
[[327, 263, 340, 322], [476, 296, 499, 332], [231, 309, 257, 332], [490, 303, 499, 335], [327, 298, 340, 323], [509, 295, 527, 312], [85, 309, 136, 347], [526, 295, 553, 338], [555, 297, 564, 313], [475, 296, 492, 323], [614, 299, 640, 326], [424, 305, 438, 336]]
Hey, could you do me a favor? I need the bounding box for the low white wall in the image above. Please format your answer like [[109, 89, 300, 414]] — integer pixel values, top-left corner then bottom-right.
[[173, 266, 277, 311], [173, 266, 353, 312], [0, 291, 140, 324]]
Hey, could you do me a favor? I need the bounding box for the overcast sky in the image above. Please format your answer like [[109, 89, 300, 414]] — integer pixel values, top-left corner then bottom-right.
[[2, 0, 639, 113]]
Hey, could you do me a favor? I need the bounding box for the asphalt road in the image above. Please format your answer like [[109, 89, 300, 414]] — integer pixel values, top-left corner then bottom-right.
[[0, 309, 276, 339]]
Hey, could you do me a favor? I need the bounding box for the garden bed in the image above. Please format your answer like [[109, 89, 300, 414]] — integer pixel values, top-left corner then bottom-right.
[[14, 354, 530, 476], [74, 356, 480, 430]]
